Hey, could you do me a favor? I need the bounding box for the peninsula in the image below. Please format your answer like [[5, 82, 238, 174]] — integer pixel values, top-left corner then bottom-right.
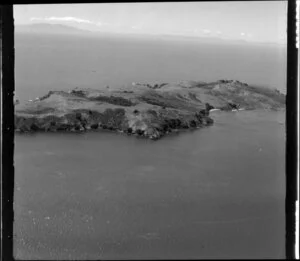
[[15, 80, 285, 140]]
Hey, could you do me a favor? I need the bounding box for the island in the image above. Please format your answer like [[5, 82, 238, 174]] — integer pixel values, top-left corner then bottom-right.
[[15, 80, 285, 140]]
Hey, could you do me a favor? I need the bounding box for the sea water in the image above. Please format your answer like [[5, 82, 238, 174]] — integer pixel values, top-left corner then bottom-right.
[[14, 110, 285, 259], [14, 33, 286, 259], [14, 33, 286, 102]]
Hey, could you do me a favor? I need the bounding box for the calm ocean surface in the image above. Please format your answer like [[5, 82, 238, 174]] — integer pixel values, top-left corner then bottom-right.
[[14, 33, 286, 259], [15, 33, 286, 101]]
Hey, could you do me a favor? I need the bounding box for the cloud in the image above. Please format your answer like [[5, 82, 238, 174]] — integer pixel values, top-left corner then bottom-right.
[[49, 17, 93, 23], [131, 23, 144, 30], [240, 32, 246, 36], [29, 17, 117, 30], [216, 31, 222, 35], [30, 17, 43, 22], [203, 29, 211, 34], [30, 16, 98, 25]]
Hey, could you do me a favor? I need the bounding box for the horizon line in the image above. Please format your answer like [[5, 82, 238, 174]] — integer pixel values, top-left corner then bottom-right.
[[14, 22, 287, 46]]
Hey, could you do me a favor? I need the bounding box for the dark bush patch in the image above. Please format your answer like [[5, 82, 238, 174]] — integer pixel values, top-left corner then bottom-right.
[[148, 83, 168, 89], [205, 117, 214, 125], [189, 120, 197, 128], [90, 123, 98, 129], [228, 102, 239, 109], [136, 129, 144, 135], [87, 111, 103, 122], [205, 103, 214, 111], [41, 115, 61, 123], [140, 97, 175, 108], [195, 113, 203, 123], [17, 107, 56, 115], [98, 108, 126, 129], [30, 123, 40, 131], [71, 90, 86, 97], [65, 108, 126, 131], [90, 95, 134, 106], [75, 112, 82, 120], [147, 109, 158, 117], [39, 91, 54, 101], [163, 118, 181, 131], [199, 109, 208, 116], [162, 125, 169, 132], [56, 124, 71, 131], [181, 121, 190, 129]]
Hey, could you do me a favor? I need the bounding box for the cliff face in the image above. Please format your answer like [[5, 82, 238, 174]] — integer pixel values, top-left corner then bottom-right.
[[14, 80, 285, 140]]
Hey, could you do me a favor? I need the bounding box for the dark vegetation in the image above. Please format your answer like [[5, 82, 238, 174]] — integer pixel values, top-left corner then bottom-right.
[[140, 96, 177, 108], [17, 107, 56, 115], [15, 108, 127, 133], [89, 95, 135, 106], [14, 80, 285, 139]]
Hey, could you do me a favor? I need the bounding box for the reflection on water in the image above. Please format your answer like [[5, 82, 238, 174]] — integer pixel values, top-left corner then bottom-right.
[[14, 110, 285, 259]]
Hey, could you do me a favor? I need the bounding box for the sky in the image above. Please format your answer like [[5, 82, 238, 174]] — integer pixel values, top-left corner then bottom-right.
[[13, 1, 287, 43]]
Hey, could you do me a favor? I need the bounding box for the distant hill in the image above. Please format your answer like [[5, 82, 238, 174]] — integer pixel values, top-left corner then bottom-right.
[[14, 23, 286, 47], [15, 23, 92, 35]]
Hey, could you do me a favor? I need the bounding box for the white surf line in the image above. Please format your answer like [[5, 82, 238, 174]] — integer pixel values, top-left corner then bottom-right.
[[238, 108, 245, 111], [209, 108, 245, 112], [232, 108, 245, 112]]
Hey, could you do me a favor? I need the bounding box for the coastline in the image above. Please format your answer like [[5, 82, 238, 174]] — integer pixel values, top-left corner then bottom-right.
[[14, 80, 285, 140]]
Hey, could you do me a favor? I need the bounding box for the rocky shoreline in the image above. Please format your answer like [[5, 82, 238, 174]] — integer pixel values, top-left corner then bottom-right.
[[14, 80, 285, 140]]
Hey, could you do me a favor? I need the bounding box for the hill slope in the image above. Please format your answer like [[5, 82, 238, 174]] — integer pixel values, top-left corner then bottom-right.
[[15, 80, 285, 140]]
